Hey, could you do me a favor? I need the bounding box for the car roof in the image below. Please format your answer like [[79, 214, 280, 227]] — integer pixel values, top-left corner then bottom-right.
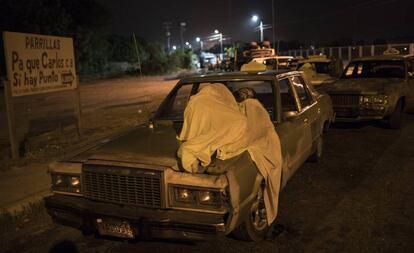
[[299, 58, 331, 63], [352, 54, 414, 61], [253, 56, 294, 61], [180, 70, 296, 83]]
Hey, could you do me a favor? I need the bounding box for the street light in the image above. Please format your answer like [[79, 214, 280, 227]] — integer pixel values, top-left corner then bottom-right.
[[196, 37, 203, 51], [185, 41, 192, 49], [172, 45, 177, 50], [251, 15, 264, 42]]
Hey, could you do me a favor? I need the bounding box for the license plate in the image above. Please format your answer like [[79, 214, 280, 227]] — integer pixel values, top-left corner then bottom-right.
[[96, 218, 135, 239]]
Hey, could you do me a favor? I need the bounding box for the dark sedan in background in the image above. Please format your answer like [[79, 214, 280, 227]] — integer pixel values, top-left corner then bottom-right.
[[318, 53, 414, 128]]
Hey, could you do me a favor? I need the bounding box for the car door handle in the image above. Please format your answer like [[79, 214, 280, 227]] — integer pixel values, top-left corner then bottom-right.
[[304, 118, 309, 124]]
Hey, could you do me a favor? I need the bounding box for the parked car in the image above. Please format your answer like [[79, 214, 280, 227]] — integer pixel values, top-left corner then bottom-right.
[[318, 53, 414, 128], [44, 70, 334, 242], [250, 56, 294, 70], [297, 55, 343, 86]]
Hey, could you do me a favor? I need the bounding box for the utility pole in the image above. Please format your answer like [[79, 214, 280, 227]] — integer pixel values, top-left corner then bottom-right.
[[259, 21, 263, 42], [163, 22, 172, 52], [132, 33, 143, 80], [180, 22, 186, 50], [272, 0, 276, 50], [220, 33, 223, 59], [228, 0, 232, 43]]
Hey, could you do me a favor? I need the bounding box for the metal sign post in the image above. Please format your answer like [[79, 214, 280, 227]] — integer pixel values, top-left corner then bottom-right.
[[75, 78, 82, 136], [3, 80, 19, 159]]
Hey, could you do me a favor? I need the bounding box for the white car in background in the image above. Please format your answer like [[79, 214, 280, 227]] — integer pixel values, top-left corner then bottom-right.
[[297, 55, 343, 86], [251, 56, 294, 70]]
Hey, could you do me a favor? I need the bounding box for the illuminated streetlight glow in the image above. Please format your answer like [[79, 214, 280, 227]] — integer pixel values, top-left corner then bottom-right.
[[196, 37, 203, 51], [185, 41, 190, 46], [214, 29, 219, 34], [172, 45, 177, 50], [252, 15, 259, 22]]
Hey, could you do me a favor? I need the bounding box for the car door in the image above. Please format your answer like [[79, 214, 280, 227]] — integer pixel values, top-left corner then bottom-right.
[[275, 76, 313, 185], [291, 74, 323, 142]]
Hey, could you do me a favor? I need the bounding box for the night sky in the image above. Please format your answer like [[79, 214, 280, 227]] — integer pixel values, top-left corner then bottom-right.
[[97, 0, 413, 46]]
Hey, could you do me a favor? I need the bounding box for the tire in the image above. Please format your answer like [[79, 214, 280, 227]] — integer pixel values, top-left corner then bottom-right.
[[308, 135, 323, 163], [231, 185, 269, 242], [387, 100, 403, 129]]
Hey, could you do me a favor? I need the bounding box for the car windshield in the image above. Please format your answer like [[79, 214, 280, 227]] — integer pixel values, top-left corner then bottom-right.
[[342, 60, 406, 79], [263, 59, 291, 69], [314, 62, 330, 74], [297, 62, 330, 74], [156, 80, 275, 120]]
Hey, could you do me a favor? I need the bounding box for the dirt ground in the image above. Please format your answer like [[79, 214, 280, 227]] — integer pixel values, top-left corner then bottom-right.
[[1, 77, 414, 253], [0, 76, 176, 170]]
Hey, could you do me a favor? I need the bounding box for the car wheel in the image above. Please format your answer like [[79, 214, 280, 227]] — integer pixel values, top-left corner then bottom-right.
[[387, 100, 403, 129], [231, 185, 268, 242], [308, 135, 323, 163]]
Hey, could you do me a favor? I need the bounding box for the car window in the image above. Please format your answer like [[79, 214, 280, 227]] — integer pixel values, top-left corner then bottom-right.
[[279, 78, 297, 112], [342, 60, 406, 79], [227, 80, 275, 120], [158, 84, 193, 119], [314, 62, 330, 74], [290, 76, 313, 108]]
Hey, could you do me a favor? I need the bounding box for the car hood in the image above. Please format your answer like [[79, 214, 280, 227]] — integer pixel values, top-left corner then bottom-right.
[[67, 121, 180, 168], [318, 78, 404, 94]]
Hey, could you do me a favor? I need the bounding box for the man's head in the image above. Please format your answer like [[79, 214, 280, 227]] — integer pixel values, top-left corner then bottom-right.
[[233, 87, 256, 103]]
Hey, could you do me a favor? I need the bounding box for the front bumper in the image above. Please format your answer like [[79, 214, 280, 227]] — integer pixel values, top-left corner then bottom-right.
[[45, 194, 227, 241], [333, 105, 388, 122]]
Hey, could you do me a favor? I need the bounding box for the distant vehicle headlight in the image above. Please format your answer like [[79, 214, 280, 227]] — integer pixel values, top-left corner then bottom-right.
[[362, 95, 388, 104], [70, 176, 80, 187], [51, 173, 81, 195], [170, 185, 226, 210]]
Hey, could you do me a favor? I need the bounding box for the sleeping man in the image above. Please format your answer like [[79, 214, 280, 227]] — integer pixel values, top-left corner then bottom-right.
[[177, 83, 282, 226]]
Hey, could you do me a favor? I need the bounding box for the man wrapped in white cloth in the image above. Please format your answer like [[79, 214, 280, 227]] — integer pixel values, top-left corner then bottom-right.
[[177, 83, 282, 225]]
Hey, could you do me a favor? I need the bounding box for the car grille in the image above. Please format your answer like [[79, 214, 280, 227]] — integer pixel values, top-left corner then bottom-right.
[[330, 94, 361, 106], [82, 165, 162, 208]]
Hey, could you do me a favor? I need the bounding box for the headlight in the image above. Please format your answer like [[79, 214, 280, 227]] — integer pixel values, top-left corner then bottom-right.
[[362, 95, 388, 104], [170, 185, 225, 209], [54, 175, 64, 186], [70, 176, 80, 187], [174, 188, 196, 203], [198, 191, 222, 205], [51, 174, 81, 194]]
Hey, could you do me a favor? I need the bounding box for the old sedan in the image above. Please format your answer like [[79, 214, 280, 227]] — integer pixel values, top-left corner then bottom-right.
[[44, 70, 333, 242], [318, 54, 414, 128]]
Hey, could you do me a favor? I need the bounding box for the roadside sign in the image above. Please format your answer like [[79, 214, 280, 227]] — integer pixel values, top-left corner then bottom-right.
[[3, 31, 77, 97], [2, 31, 82, 159]]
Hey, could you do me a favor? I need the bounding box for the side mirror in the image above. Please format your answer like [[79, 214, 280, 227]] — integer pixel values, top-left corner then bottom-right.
[[283, 111, 299, 121]]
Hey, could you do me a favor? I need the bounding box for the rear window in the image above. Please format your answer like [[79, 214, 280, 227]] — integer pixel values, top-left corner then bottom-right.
[[156, 80, 276, 120], [342, 60, 406, 79]]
